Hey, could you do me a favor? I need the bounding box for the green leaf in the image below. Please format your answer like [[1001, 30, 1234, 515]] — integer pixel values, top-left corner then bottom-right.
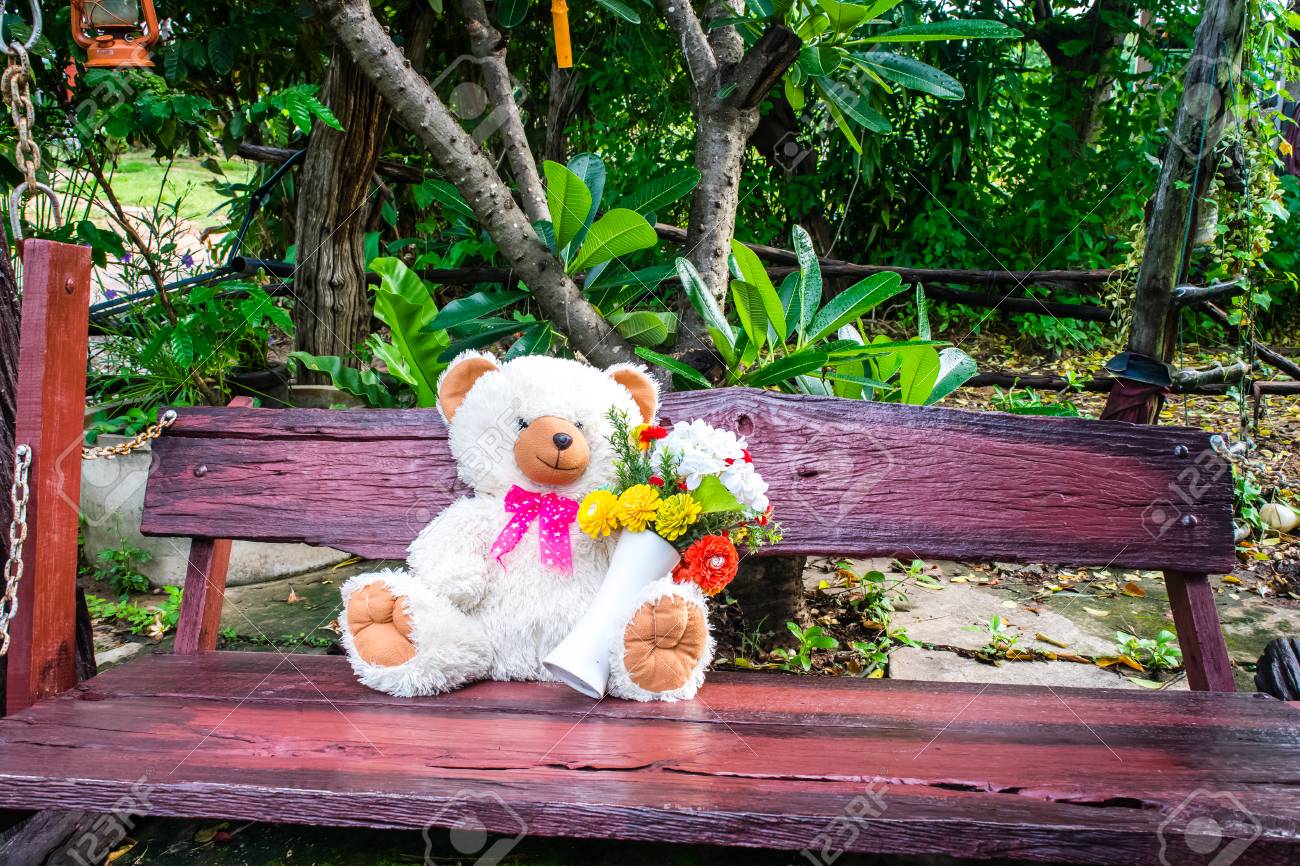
[[594, 0, 641, 23], [634, 347, 713, 389], [608, 310, 675, 346], [693, 475, 743, 513], [568, 209, 658, 273], [860, 0, 904, 17], [369, 257, 450, 406], [777, 271, 800, 341], [915, 282, 931, 340], [612, 168, 701, 218], [566, 152, 606, 250], [207, 29, 236, 76], [676, 258, 735, 350], [924, 347, 978, 405], [287, 353, 396, 408], [729, 240, 785, 340], [504, 323, 554, 359], [791, 226, 823, 343], [860, 19, 1021, 43], [898, 344, 941, 405], [818, 76, 891, 132], [730, 281, 769, 350], [817, 0, 873, 33], [805, 272, 906, 343], [497, 0, 529, 27], [170, 328, 194, 369], [440, 319, 530, 361], [851, 51, 963, 99], [543, 161, 594, 255], [420, 180, 476, 223], [426, 289, 529, 332], [744, 349, 829, 387], [799, 45, 842, 77]]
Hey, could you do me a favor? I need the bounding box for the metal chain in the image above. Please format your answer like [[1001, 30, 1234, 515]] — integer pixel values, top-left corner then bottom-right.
[[82, 410, 178, 460], [2, 40, 37, 192], [1, 444, 32, 656]]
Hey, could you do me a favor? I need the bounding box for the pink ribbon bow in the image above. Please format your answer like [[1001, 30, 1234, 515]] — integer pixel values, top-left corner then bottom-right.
[[489, 485, 580, 575]]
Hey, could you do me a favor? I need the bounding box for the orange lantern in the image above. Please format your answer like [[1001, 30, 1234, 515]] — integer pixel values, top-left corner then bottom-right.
[[70, 0, 159, 69]]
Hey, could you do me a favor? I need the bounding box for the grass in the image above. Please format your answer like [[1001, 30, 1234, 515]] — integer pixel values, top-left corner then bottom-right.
[[58, 150, 257, 224]]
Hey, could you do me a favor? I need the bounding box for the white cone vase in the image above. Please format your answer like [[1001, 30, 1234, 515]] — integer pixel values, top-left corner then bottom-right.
[[544, 529, 681, 698]]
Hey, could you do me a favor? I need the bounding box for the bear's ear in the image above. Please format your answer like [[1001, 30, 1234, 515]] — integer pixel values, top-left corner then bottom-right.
[[607, 363, 659, 424], [438, 351, 499, 422]]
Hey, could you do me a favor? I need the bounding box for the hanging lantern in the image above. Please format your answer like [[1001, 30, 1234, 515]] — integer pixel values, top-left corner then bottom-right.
[[70, 0, 159, 69], [552, 0, 572, 69]]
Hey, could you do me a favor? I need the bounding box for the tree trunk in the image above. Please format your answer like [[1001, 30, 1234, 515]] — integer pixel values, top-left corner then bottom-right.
[[544, 67, 586, 164], [728, 555, 809, 635], [1102, 0, 1247, 423], [292, 45, 391, 380]]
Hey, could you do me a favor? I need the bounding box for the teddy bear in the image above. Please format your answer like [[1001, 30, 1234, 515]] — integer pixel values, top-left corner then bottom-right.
[[338, 351, 714, 701]]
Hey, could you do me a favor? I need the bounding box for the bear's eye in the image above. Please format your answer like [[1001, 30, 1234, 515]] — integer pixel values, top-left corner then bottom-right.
[[516, 417, 529, 431], [574, 420, 584, 430]]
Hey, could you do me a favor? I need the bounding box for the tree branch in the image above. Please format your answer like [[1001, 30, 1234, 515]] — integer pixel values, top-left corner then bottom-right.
[[460, 0, 550, 223], [312, 0, 636, 368], [725, 25, 802, 111], [656, 0, 717, 96]]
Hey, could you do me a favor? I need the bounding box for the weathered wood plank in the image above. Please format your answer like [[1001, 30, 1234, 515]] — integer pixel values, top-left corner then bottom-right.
[[7, 240, 93, 714], [1166, 571, 1237, 691], [143, 391, 1234, 571], [0, 655, 1294, 865]]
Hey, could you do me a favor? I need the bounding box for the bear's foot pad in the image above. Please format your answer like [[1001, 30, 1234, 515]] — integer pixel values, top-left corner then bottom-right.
[[622, 595, 707, 693], [347, 583, 417, 667]]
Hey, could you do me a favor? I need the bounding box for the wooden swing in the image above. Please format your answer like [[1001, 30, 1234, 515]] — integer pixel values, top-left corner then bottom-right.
[[0, 254, 1297, 862]]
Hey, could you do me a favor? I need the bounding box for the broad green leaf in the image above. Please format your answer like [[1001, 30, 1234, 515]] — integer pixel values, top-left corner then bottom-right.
[[426, 289, 528, 332], [440, 319, 530, 361], [799, 45, 842, 77], [729, 241, 786, 340], [612, 168, 701, 218], [860, 0, 903, 17], [420, 180, 476, 223], [851, 51, 964, 99], [567, 152, 606, 250], [898, 344, 941, 405], [694, 475, 743, 513], [543, 161, 593, 255], [287, 353, 397, 408], [924, 347, 978, 405], [915, 283, 931, 340], [585, 260, 675, 291], [369, 257, 448, 406], [534, 219, 557, 254], [817, 0, 873, 33], [568, 208, 658, 273], [504, 323, 553, 359], [635, 347, 713, 389], [806, 271, 906, 342], [823, 94, 864, 153], [777, 270, 801, 341], [608, 310, 675, 346], [730, 280, 769, 350], [791, 226, 823, 343], [744, 349, 829, 387], [860, 20, 1021, 43], [594, 0, 641, 23], [818, 76, 891, 132], [784, 75, 806, 111], [497, 0, 529, 27], [676, 258, 735, 350], [824, 370, 891, 389]]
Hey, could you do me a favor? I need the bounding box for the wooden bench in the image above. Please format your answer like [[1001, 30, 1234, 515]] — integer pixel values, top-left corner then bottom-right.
[[2, 269, 1297, 864]]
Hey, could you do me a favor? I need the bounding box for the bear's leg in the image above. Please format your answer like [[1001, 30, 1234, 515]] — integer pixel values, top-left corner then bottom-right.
[[340, 568, 491, 697], [606, 577, 714, 702]]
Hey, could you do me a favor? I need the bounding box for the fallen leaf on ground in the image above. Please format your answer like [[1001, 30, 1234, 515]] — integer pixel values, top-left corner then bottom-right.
[[1082, 606, 1109, 617], [1035, 632, 1069, 648], [286, 588, 303, 604], [1122, 581, 1147, 597]]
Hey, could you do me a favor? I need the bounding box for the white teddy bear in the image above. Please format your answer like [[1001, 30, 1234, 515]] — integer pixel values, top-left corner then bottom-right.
[[339, 351, 714, 701]]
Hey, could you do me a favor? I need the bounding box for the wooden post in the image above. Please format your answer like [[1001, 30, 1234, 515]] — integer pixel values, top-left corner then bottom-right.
[[1165, 571, 1236, 691], [5, 240, 93, 715], [1102, 0, 1247, 423]]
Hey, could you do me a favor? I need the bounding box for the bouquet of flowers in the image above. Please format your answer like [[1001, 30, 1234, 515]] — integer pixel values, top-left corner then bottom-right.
[[576, 410, 781, 595], [543, 411, 780, 699]]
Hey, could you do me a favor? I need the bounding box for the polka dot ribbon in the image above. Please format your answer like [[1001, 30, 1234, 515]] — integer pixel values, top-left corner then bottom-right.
[[489, 485, 580, 575]]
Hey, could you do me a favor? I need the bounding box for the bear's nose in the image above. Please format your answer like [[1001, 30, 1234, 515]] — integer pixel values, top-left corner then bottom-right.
[[553, 432, 573, 450]]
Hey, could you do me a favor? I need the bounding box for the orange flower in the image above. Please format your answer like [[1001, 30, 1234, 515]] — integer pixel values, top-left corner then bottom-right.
[[674, 534, 739, 596]]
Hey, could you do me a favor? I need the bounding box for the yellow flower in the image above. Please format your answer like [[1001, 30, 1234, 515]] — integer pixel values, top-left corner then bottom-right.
[[631, 423, 652, 451], [577, 490, 619, 538], [617, 484, 661, 532], [655, 493, 702, 541]]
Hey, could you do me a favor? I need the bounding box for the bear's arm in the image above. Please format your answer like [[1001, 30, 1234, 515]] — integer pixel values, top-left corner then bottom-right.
[[404, 497, 494, 609]]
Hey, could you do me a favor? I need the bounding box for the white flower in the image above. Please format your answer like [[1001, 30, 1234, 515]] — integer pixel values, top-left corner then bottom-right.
[[658, 419, 766, 511], [720, 460, 769, 512]]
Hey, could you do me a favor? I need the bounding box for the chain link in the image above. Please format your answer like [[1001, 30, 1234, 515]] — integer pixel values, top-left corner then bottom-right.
[[82, 410, 178, 460], [1, 444, 32, 656], [2, 41, 37, 191]]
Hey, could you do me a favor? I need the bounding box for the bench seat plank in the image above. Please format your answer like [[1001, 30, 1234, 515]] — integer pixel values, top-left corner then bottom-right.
[[0, 654, 1293, 864], [143, 390, 1233, 572]]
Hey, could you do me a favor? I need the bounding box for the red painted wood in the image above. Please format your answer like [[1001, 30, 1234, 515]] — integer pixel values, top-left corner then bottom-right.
[[1165, 571, 1236, 692], [7, 240, 92, 714], [172, 397, 251, 655], [141, 391, 1235, 572], [0, 654, 1294, 864]]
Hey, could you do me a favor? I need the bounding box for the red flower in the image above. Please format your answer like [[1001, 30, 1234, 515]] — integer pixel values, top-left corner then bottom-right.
[[638, 425, 668, 444], [757, 505, 773, 526], [677, 480, 688, 491], [674, 535, 740, 596], [741, 448, 752, 463], [648, 475, 665, 487]]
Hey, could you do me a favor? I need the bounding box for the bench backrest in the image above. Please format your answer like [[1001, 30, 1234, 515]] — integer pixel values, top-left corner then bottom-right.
[[142, 389, 1234, 573]]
